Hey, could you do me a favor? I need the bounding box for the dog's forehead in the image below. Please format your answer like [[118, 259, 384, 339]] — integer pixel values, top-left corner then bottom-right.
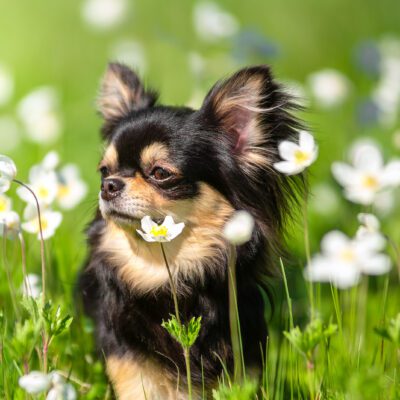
[[108, 108, 193, 168]]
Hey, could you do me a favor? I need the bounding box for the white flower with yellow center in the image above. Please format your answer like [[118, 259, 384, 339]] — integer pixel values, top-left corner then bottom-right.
[[57, 164, 88, 210], [0, 155, 17, 193], [332, 140, 400, 205], [136, 216, 185, 243], [274, 130, 318, 175], [304, 230, 391, 289], [21, 204, 62, 240], [17, 167, 59, 207]]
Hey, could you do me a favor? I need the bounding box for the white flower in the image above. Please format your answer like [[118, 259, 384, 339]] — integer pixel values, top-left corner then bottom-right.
[[22, 273, 42, 299], [223, 210, 254, 245], [42, 151, 60, 171], [46, 373, 77, 400], [82, 0, 128, 30], [193, 2, 239, 42], [56, 164, 88, 210], [332, 140, 400, 205], [18, 87, 62, 144], [0, 64, 13, 106], [110, 40, 146, 73], [274, 131, 318, 175], [308, 69, 350, 108], [304, 230, 391, 289], [136, 216, 185, 242], [17, 167, 59, 207], [357, 213, 380, 238], [46, 383, 77, 400], [0, 116, 20, 151], [0, 211, 20, 239], [21, 205, 62, 240], [19, 371, 51, 394], [0, 155, 17, 193]]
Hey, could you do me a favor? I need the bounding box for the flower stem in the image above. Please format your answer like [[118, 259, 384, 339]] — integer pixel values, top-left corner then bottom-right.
[[160, 243, 181, 326], [13, 179, 46, 300], [2, 226, 20, 319], [227, 245, 243, 382], [160, 243, 193, 399], [18, 232, 30, 296], [302, 181, 314, 320]]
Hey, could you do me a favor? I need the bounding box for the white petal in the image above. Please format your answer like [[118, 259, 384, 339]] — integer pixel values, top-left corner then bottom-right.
[[223, 210, 254, 245], [162, 215, 176, 229], [166, 222, 185, 241], [19, 371, 51, 394], [331, 162, 358, 187], [140, 216, 157, 234], [42, 151, 60, 170], [352, 142, 383, 171], [360, 254, 391, 275], [381, 160, 400, 186], [355, 232, 386, 253], [331, 264, 361, 289], [344, 187, 376, 205], [273, 161, 304, 175], [321, 230, 350, 255], [136, 229, 156, 242], [299, 130, 315, 152], [278, 141, 298, 161], [357, 213, 380, 232]]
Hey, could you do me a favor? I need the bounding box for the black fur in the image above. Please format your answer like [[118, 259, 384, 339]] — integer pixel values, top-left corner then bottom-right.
[[79, 63, 303, 392]]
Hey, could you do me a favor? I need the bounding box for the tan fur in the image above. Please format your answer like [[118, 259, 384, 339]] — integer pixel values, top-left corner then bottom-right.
[[98, 66, 147, 120], [140, 142, 169, 167], [212, 74, 278, 177], [107, 355, 193, 400], [100, 144, 119, 171], [98, 182, 234, 294]]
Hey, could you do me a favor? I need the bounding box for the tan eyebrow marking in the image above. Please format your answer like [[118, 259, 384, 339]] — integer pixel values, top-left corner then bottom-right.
[[100, 144, 118, 170], [140, 142, 169, 166]]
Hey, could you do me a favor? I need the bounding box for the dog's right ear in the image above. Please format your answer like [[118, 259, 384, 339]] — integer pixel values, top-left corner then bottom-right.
[[97, 63, 158, 139]]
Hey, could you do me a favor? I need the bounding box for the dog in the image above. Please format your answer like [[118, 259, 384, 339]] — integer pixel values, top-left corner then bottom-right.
[[79, 63, 302, 399]]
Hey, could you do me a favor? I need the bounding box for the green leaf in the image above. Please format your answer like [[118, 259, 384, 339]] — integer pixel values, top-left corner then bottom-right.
[[284, 318, 338, 360], [161, 315, 202, 349], [374, 313, 400, 346]]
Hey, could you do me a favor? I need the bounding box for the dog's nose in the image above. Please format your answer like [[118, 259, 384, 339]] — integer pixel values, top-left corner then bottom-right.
[[101, 178, 125, 201]]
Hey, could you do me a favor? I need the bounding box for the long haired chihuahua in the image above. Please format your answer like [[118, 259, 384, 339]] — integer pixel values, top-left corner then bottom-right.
[[80, 63, 302, 399]]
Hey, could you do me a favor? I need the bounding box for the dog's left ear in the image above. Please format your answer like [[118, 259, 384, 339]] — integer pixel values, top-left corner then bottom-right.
[[97, 63, 157, 139], [200, 65, 283, 170]]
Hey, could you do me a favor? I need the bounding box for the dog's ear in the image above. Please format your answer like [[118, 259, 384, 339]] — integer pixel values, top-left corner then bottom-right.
[[97, 63, 157, 139], [200, 66, 293, 174]]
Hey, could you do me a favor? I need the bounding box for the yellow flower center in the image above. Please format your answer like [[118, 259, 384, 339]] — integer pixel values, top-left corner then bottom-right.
[[150, 225, 168, 237], [294, 150, 311, 165], [34, 217, 48, 232], [0, 198, 7, 212], [58, 185, 70, 198], [339, 248, 355, 263], [362, 175, 379, 189], [38, 186, 49, 199]]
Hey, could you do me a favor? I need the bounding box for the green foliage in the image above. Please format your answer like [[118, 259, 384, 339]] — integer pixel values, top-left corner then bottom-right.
[[374, 313, 400, 346], [284, 318, 338, 360], [212, 381, 258, 400], [162, 315, 202, 349], [42, 301, 73, 339]]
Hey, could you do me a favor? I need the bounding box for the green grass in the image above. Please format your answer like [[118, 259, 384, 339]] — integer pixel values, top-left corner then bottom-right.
[[1, 0, 400, 398]]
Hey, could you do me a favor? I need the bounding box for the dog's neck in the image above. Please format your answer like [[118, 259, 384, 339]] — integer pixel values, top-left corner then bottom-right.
[[98, 183, 234, 294]]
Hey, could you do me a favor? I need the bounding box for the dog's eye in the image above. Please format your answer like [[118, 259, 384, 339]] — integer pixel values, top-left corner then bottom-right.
[[151, 167, 172, 181], [99, 166, 109, 177]]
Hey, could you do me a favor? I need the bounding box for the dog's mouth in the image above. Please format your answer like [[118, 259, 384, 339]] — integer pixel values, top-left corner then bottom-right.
[[108, 210, 138, 223]]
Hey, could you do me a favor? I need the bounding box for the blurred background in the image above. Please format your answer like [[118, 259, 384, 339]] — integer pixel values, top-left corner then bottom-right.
[[1, 0, 400, 308]]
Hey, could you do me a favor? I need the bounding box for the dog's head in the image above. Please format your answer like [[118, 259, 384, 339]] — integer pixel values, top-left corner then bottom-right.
[[96, 63, 302, 277]]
